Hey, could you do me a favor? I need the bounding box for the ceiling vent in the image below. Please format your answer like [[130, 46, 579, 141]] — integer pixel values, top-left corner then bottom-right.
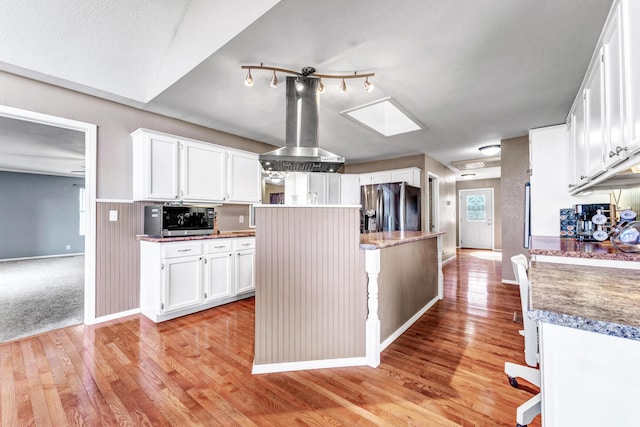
[[450, 156, 501, 171]]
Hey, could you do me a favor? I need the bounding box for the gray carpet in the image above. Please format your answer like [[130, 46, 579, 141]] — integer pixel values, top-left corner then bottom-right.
[[0, 255, 84, 343]]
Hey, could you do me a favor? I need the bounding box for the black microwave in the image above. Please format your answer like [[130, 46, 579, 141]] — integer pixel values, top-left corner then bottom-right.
[[144, 205, 216, 237]]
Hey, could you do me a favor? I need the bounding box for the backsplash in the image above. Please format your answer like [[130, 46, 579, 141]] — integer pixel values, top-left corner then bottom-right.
[[612, 187, 640, 215], [216, 204, 252, 232]]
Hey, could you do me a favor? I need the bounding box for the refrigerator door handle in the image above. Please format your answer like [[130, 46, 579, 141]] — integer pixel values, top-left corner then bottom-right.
[[376, 187, 383, 231]]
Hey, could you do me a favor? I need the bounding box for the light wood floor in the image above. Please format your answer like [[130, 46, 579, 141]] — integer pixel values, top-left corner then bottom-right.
[[1, 249, 541, 426]]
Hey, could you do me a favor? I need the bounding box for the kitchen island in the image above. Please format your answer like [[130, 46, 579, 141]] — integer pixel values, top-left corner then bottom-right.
[[528, 236, 640, 426], [253, 205, 444, 373]]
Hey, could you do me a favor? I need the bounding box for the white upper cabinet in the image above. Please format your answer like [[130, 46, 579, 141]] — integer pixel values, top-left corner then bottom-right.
[[132, 129, 261, 203], [181, 140, 226, 201], [359, 167, 421, 187], [602, 4, 626, 167], [622, 0, 640, 155], [133, 131, 180, 200], [226, 150, 261, 203], [584, 49, 606, 179], [566, 0, 640, 194]]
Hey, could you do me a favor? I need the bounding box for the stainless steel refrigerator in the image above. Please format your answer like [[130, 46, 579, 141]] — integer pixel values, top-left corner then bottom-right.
[[361, 182, 421, 232]]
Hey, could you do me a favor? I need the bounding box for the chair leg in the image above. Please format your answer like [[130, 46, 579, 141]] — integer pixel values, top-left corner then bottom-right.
[[504, 362, 541, 387], [516, 393, 541, 426]]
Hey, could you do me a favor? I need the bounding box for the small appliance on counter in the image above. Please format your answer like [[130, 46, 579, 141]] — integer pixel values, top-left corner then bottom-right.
[[559, 208, 577, 238], [360, 182, 421, 233], [573, 203, 617, 242], [144, 205, 217, 237], [609, 210, 640, 252]]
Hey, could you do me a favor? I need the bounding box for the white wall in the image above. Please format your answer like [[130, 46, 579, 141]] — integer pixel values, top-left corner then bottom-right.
[[529, 125, 609, 236]]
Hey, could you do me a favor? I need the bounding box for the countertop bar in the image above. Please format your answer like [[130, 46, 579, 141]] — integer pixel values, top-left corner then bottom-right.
[[137, 230, 255, 243], [529, 235, 640, 341], [360, 231, 445, 250], [530, 236, 640, 262]]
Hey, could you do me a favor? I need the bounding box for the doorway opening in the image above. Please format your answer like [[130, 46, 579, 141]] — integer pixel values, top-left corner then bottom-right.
[[427, 172, 439, 232], [459, 188, 494, 250], [0, 105, 97, 341]]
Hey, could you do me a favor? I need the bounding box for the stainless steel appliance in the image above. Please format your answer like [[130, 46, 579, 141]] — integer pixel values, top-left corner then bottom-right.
[[259, 72, 345, 173], [574, 203, 617, 241], [144, 205, 216, 237], [361, 182, 421, 233]]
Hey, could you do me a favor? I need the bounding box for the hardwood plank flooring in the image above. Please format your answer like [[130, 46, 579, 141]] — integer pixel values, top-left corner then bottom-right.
[[0, 249, 540, 426]]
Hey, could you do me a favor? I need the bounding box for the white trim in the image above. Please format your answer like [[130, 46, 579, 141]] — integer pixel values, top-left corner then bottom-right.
[[0, 105, 98, 326], [427, 171, 440, 232], [502, 279, 519, 285], [97, 199, 135, 204], [379, 295, 440, 351], [91, 308, 141, 325], [0, 253, 84, 262], [252, 357, 368, 374], [442, 254, 457, 265]]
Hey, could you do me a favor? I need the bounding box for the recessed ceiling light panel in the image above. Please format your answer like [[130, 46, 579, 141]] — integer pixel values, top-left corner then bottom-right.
[[340, 97, 425, 137]]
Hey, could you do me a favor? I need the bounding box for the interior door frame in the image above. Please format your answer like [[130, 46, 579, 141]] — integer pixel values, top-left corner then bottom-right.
[[427, 172, 440, 232], [458, 187, 494, 250], [0, 105, 98, 324]]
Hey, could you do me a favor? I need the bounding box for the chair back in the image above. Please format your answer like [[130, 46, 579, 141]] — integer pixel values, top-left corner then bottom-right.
[[511, 254, 538, 367]]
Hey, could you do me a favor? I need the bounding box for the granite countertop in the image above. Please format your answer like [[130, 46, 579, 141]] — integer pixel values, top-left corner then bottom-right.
[[529, 248, 640, 341], [360, 230, 445, 250], [137, 230, 255, 243], [530, 236, 640, 262]]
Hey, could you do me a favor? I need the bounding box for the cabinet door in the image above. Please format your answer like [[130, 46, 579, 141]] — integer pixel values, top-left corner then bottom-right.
[[181, 141, 226, 201], [622, 0, 640, 154], [146, 134, 180, 200], [340, 174, 361, 205], [307, 173, 327, 204], [370, 172, 393, 185], [391, 169, 420, 187], [572, 97, 588, 186], [326, 174, 342, 204], [603, 5, 627, 167], [584, 51, 606, 179], [205, 252, 234, 301], [235, 249, 255, 294], [284, 172, 308, 204], [161, 256, 203, 313], [227, 151, 261, 202]]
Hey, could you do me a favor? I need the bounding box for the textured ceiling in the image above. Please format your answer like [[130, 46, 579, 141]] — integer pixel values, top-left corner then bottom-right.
[[0, 0, 613, 180]]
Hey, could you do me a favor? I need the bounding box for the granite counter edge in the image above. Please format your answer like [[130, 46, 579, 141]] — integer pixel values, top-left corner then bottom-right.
[[529, 309, 640, 341]]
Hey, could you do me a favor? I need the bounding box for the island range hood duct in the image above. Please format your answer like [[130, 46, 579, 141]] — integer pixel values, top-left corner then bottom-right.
[[259, 75, 345, 173]]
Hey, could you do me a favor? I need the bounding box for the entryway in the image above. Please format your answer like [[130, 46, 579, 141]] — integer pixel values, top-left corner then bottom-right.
[[459, 188, 494, 250]]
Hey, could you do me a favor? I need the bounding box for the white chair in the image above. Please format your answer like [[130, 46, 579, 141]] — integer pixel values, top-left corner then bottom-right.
[[504, 254, 541, 427]]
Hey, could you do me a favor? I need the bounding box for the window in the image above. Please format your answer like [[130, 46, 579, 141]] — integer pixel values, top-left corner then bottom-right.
[[466, 195, 486, 221]]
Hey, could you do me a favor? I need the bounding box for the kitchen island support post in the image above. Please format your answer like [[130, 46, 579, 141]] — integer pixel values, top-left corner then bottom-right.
[[365, 249, 381, 367]]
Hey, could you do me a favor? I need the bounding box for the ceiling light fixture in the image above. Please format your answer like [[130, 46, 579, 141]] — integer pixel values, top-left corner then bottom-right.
[[479, 144, 501, 155], [240, 64, 375, 94], [244, 69, 253, 87], [461, 173, 476, 179], [339, 78, 347, 93], [317, 79, 325, 94], [364, 76, 374, 92]]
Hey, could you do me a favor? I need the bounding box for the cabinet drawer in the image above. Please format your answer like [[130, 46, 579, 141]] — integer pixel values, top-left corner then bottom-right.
[[207, 239, 233, 253], [234, 238, 256, 250], [162, 242, 202, 259]]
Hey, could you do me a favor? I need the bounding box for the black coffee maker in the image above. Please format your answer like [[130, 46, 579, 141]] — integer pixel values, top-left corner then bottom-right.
[[574, 203, 616, 241]]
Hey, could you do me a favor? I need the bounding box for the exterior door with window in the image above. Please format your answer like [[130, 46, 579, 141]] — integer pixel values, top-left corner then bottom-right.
[[459, 189, 493, 250]]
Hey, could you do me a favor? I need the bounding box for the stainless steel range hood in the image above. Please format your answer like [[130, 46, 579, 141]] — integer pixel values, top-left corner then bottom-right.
[[259, 76, 345, 173]]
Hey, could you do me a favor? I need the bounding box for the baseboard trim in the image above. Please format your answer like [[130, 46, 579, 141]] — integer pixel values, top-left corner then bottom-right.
[[443, 254, 457, 265], [252, 357, 368, 374], [380, 295, 440, 352], [0, 253, 84, 262], [90, 308, 141, 325]]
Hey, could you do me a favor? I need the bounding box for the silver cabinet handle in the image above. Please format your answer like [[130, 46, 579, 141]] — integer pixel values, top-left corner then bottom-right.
[[177, 248, 192, 252], [214, 245, 226, 249], [241, 243, 251, 247], [609, 150, 619, 158], [616, 145, 628, 154]]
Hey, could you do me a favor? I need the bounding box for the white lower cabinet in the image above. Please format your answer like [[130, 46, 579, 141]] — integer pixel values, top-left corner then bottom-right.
[[140, 237, 255, 322], [234, 238, 256, 294]]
